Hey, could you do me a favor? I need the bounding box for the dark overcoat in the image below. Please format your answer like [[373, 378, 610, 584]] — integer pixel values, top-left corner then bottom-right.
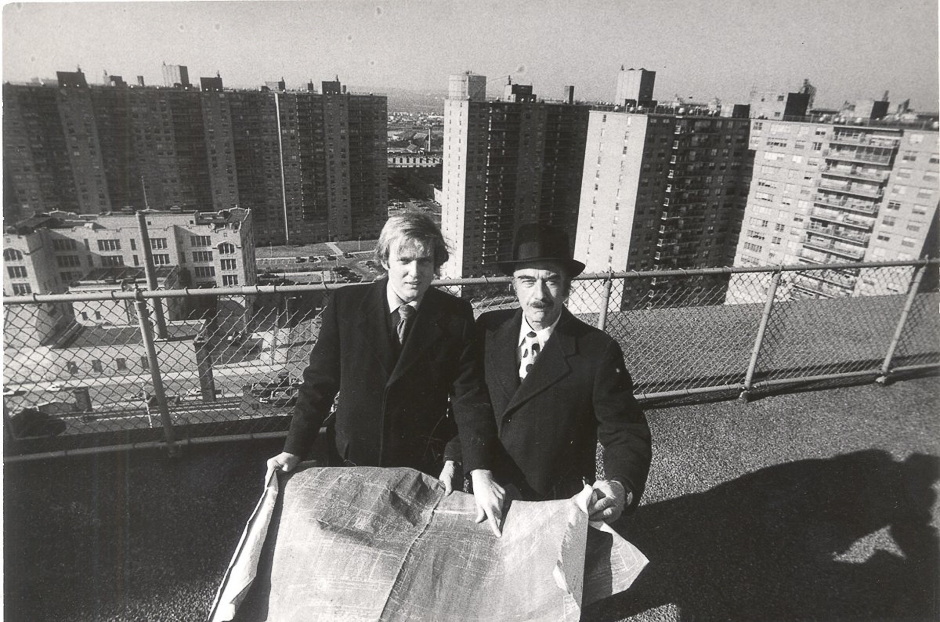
[[451, 307, 652, 505], [284, 279, 496, 475]]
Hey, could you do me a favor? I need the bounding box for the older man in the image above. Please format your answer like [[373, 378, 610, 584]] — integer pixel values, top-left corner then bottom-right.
[[444, 223, 652, 523], [268, 212, 504, 535]]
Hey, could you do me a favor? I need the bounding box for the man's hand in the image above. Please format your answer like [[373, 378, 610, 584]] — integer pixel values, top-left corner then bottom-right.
[[470, 469, 505, 537], [439, 460, 460, 495], [266, 452, 300, 480], [589, 479, 632, 524]]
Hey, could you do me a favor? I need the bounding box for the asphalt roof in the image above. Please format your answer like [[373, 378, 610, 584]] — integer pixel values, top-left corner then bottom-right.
[[4, 373, 938, 621]]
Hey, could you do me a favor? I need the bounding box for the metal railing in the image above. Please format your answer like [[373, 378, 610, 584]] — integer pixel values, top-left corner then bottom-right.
[[3, 259, 937, 461]]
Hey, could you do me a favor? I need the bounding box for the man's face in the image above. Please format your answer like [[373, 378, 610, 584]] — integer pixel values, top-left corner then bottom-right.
[[512, 261, 568, 330], [383, 239, 435, 303]]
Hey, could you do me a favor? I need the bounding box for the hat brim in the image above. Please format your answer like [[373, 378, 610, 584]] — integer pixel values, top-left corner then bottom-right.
[[498, 257, 585, 277]]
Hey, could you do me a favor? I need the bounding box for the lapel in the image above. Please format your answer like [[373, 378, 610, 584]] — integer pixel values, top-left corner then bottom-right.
[[503, 309, 577, 418], [388, 287, 445, 386], [489, 310, 523, 409], [356, 279, 396, 378]]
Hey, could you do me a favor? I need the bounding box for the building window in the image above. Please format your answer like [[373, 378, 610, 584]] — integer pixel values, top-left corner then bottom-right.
[[194, 266, 216, 278], [7, 266, 28, 279], [130, 239, 137, 251], [222, 275, 239, 286], [901, 237, 917, 248], [97, 239, 121, 251], [116, 358, 127, 371], [151, 238, 168, 250], [876, 234, 891, 242], [3, 249, 24, 261], [743, 242, 763, 253], [11, 283, 31, 295], [191, 235, 211, 247], [882, 216, 896, 227], [52, 239, 76, 251], [192, 251, 213, 262], [101, 255, 124, 267], [886, 201, 902, 211], [220, 259, 237, 271], [912, 205, 928, 216], [153, 254, 171, 265], [218, 242, 236, 254], [916, 188, 933, 199]]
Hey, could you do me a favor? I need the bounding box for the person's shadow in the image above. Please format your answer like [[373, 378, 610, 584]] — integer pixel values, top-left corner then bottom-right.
[[584, 450, 939, 621]]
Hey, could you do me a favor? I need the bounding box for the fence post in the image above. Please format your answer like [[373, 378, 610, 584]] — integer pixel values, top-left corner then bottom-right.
[[739, 269, 782, 402], [597, 269, 613, 332], [134, 291, 178, 456], [876, 264, 926, 385]]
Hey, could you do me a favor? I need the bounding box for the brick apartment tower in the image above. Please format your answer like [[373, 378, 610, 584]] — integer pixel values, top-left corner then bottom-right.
[[726, 116, 939, 303], [441, 73, 590, 278], [571, 110, 753, 310], [2, 69, 387, 246]]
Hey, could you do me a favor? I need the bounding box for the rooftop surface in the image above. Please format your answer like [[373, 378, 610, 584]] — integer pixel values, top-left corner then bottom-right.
[[4, 374, 938, 621]]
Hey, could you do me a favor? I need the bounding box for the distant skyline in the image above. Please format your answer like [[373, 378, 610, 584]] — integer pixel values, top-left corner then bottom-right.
[[2, 0, 938, 111]]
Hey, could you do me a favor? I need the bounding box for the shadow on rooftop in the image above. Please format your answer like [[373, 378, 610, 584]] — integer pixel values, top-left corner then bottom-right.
[[585, 449, 940, 621]]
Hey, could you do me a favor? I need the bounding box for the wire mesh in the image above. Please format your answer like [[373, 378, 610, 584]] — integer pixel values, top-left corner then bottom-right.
[[3, 261, 937, 458]]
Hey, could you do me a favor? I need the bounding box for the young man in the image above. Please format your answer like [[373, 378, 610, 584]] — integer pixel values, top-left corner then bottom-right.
[[267, 212, 504, 535], [443, 223, 652, 524]]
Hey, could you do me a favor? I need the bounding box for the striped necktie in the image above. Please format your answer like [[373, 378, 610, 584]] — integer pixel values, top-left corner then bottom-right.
[[519, 331, 540, 379], [397, 304, 415, 344]]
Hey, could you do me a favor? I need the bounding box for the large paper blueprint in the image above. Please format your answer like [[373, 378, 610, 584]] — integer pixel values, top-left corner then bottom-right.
[[209, 466, 647, 621]]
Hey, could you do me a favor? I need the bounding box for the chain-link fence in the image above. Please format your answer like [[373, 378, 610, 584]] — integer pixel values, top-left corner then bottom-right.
[[3, 259, 937, 459]]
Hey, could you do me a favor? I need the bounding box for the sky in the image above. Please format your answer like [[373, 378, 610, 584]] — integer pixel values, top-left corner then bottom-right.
[[2, 0, 938, 111]]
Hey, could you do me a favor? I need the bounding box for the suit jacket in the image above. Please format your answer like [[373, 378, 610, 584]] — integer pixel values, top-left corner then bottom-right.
[[284, 279, 497, 476], [447, 307, 652, 506]]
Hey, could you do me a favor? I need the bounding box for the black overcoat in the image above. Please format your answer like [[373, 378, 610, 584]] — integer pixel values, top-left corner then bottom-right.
[[284, 279, 497, 475], [450, 307, 652, 504]]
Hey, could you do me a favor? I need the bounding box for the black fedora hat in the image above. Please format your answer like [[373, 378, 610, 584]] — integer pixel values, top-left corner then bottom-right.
[[498, 223, 585, 277]]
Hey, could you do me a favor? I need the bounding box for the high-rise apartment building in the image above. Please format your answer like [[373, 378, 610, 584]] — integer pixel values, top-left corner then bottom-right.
[[571, 110, 753, 310], [441, 74, 590, 278], [615, 68, 656, 106], [726, 119, 939, 302], [3, 69, 387, 246], [748, 88, 811, 120], [162, 63, 190, 88]]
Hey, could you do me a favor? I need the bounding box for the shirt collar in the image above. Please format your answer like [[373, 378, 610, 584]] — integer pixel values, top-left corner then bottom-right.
[[386, 281, 422, 315], [518, 311, 562, 349]]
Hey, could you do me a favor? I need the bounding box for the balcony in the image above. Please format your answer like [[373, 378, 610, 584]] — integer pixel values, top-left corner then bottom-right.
[[809, 207, 875, 230], [791, 276, 837, 299], [799, 267, 859, 290], [805, 222, 871, 245], [829, 132, 900, 149], [824, 149, 893, 166], [817, 179, 884, 199], [813, 193, 879, 215], [801, 235, 867, 260], [821, 166, 890, 184]]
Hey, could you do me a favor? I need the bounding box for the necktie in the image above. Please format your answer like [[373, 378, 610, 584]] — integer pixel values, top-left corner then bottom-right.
[[519, 331, 540, 379], [397, 304, 415, 344]]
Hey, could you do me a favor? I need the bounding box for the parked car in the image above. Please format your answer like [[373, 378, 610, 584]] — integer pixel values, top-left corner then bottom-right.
[[259, 387, 298, 406], [295, 257, 307, 263], [326, 254, 336, 261]]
